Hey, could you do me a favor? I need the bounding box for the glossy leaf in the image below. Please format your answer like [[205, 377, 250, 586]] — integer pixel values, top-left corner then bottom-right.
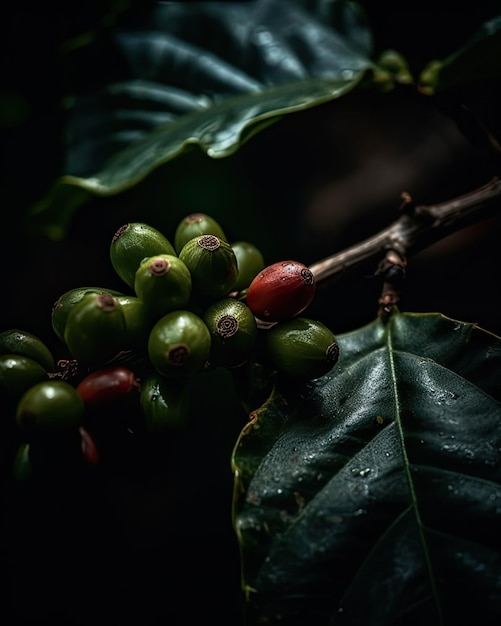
[[31, 0, 375, 235], [432, 14, 501, 91], [232, 310, 501, 625]]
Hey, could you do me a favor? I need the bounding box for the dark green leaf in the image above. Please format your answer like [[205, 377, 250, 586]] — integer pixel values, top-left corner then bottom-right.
[[32, 0, 374, 236], [429, 15, 501, 91], [232, 311, 501, 625]]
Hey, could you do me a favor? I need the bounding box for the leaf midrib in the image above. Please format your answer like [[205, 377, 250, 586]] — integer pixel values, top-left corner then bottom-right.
[[386, 317, 444, 624]]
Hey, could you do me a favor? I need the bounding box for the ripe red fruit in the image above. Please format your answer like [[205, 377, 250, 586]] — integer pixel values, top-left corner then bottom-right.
[[246, 260, 316, 322], [76, 366, 139, 406], [79, 426, 100, 465]]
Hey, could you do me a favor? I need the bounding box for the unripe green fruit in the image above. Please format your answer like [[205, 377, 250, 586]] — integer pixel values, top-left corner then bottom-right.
[[12, 442, 32, 484], [179, 235, 239, 300], [110, 222, 176, 289], [12, 433, 87, 484], [148, 310, 211, 379], [265, 317, 339, 379], [115, 295, 151, 350], [139, 372, 191, 433], [0, 354, 49, 398], [134, 254, 192, 321], [0, 328, 55, 372], [377, 49, 412, 84], [51, 286, 124, 343], [231, 241, 266, 291], [16, 379, 85, 435], [203, 298, 257, 367], [64, 293, 126, 366], [174, 212, 227, 254]]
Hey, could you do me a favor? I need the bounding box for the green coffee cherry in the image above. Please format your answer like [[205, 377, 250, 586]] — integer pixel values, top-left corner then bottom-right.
[[231, 241, 266, 292], [377, 49, 413, 84], [110, 222, 176, 289], [16, 379, 85, 435], [116, 294, 151, 351], [51, 286, 124, 343], [148, 310, 211, 379], [265, 317, 339, 379], [174, 212, 227, 254], [0, 354, 49, 398], [12, 434, 87, 484], [12, 442, 32, 484], [203, 298, 257, 367], [179, 235, 239, 300], [0, 328, 55, 372], [64, 292, 126, 366], [139, 372, 191, 433], [134, 254, 192, 321]]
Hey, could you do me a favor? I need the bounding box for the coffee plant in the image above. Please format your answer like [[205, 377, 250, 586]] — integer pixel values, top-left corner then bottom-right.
[[1, 1, 501, 624]]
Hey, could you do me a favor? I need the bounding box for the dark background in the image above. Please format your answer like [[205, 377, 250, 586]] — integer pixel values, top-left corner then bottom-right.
[[1, 2, 500, 625], [2, 1, 501, 340]]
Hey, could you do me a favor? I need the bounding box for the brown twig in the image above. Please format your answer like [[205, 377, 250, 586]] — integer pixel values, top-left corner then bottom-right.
[[375, 249, 407, 318], [308, 177, 501, 316]]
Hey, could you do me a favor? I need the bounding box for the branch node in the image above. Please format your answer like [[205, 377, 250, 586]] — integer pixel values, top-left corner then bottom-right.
[[399, 191, 414, 214], [376, 249, 407, 318]]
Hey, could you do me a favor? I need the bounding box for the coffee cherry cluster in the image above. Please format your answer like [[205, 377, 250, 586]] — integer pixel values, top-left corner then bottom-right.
[[0, 213, 339, 481]]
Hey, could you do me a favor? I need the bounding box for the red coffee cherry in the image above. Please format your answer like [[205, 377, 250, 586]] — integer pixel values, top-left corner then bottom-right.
[[76, 366, 139, 406], [246, 260, 316, 322], [79, 426, 100, 465]]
